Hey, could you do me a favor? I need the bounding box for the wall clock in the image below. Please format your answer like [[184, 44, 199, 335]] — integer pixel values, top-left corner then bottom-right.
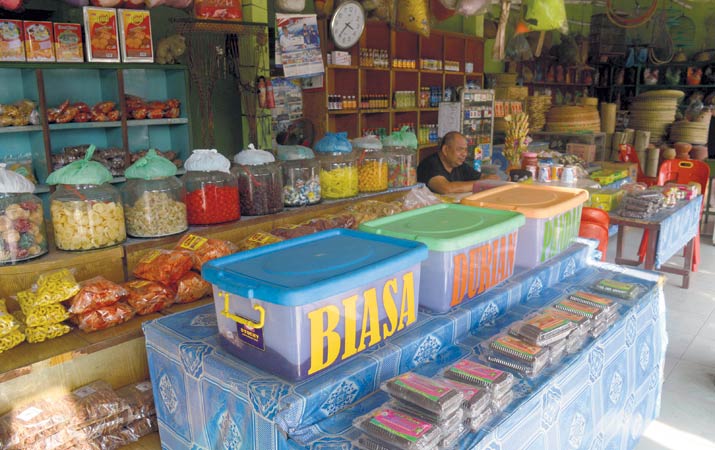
[[330, 0, 365, 50]]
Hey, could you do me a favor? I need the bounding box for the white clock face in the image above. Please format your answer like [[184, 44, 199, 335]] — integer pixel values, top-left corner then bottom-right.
[[331, 1, 365, 50]]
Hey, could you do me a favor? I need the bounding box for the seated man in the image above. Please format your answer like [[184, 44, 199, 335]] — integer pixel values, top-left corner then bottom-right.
[[417, 131, 481, 194]]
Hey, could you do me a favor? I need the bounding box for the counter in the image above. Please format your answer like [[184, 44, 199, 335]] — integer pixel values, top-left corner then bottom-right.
[[143, 240, 666, 449]]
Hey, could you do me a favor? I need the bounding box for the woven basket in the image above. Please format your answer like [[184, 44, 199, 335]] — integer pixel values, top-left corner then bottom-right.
[[495, 73, 518, 86], [637, 89, 685, 99]]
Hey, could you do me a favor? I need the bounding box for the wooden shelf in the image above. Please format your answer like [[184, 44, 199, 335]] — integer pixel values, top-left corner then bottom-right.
[[124, 432, 161, 450], [328, 109, 359, 114], [360, 66, 390, 71], [0, 125, 42, 134], [127, 118, 189, 126], [327, 64, 358, 70], [49, 121, 122, 130], [526, 81, 592, 87], [393, 67, 419, 73]]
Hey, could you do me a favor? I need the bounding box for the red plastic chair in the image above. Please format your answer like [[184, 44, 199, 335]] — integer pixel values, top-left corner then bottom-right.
[[581, 206, 610, 225], [579, 221, 609, 260], [638, 160, 710, 271], [618, 144, 658, 186], [580, 207, 610, 259]]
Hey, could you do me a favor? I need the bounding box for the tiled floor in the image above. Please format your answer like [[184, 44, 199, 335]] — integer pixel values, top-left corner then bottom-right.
[[605, 227, 715, 450]]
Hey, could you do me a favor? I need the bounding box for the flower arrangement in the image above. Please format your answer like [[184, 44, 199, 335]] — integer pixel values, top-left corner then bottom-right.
[[503, 112, 531, 169]]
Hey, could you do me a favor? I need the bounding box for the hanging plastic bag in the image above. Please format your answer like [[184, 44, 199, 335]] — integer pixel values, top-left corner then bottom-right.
[[46, 145, 113, 185], [314, 132, 352, 154], [275, 144, 314, 161], [233, 144, 276, 165], [184, 149, 231, 173], [430, 0, 455, 22], [382, 126, 419, 150], [396, 0, 430, 37], [523, 0, 567, 33], [506, 33, 534, 62], [124, 149, 177, 180], [456, 0, 490, 16], [0, 163, 34, 194]]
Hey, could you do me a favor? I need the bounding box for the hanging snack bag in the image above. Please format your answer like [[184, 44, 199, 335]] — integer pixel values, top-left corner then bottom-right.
[[54, 23, 84, 62], [67, 276, 128, 315], [118, 9, 153, 63], [124, 280, 177, 315], [0, 20, 25, 61], [133, 249, 193, 285], [194, 0, 243, 21], [173, 271, 212, 304], [23, 21, 55, 62], [83, 6, 120, 62]]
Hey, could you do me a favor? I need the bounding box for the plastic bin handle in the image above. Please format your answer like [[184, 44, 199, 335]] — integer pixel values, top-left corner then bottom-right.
[[218, 291, 265, 329], [678, 161, 694, 169]]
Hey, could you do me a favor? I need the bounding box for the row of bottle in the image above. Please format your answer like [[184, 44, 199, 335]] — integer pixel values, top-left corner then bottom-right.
[[361, 94, 390, 109], [360, 48, 389, 68], [392, 58, 417, 69], [394, 91, 416, 109], [418, 124, 439, 144], [328, 95, 357, 110]]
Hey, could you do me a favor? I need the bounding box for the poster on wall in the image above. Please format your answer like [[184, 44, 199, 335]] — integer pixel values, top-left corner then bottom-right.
[[275, 13, 324, 79]]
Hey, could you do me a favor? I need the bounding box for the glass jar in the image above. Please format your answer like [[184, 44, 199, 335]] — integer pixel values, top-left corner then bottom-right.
[[0, 192, 48, 264], [50, 184, 126, 251], [385, 146, 417, 188], [281, 159, 321, 206], [357, 148, 388, 193], [233, 162, 283, 216], [318, 151, 359, 199], [183, 171, 240, 225], [121, 177, 188, 238]]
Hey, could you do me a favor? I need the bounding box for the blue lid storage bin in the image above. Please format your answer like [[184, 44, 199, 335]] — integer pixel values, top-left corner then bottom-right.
[[202, 229, 428, 381]]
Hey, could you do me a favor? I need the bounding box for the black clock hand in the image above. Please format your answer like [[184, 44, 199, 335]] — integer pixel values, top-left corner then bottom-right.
[[345, 23, 354, 30]]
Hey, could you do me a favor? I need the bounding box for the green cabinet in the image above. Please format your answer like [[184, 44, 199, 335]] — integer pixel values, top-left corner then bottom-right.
[[0, 63, 192, 191]]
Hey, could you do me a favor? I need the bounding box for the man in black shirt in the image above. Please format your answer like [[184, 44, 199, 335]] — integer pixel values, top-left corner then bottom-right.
[[417, 131, 481, 194]]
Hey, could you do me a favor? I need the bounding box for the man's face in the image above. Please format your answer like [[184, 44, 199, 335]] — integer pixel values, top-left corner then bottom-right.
[[441, 135, 468, 169]]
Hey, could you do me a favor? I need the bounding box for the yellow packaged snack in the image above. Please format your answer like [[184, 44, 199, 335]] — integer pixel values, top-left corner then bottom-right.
[[35, 268, 81, 305], [0, 299, 20, 337], [0, 329, 25, 353], [23, 322, 72, 344], [15, 303, 70, 328]]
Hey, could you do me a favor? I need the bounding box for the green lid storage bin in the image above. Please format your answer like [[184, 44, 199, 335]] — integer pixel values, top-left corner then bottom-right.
[[359, 204, 525, 313]]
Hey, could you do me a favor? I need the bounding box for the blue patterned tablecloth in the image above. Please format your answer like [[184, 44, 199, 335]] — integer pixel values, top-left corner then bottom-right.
[[654, 196, 702, 268], [143, 241, 666, 450]]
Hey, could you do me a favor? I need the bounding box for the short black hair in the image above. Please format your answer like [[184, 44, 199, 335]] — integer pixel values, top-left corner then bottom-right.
[[440, 131, 463, 151]]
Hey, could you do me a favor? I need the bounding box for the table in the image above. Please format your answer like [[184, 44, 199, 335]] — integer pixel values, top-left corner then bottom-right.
[[144, 241, 666, 450], [610, 196, 702, 288]]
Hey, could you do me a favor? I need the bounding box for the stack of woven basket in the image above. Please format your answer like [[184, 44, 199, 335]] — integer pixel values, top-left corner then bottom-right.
[[494, 73, 529, 133], [669, 110, 711, 144], [526, 94, 552, 131], [545, 98, 601, 132], [628, 90, 683, 143]]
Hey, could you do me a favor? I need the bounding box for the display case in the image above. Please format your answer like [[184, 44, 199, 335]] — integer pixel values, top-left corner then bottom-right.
[[0, 63, 192, 192], [460, 88, 495, 170]]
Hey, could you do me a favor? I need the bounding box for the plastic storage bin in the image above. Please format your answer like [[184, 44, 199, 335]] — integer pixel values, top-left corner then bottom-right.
[[202, 229, 428, 381], [461, 184, 588, 269], [359, 204, 525, 313]]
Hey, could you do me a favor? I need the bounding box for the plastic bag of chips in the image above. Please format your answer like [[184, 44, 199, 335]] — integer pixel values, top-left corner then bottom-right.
[[67, 276, 128, 314], [124, 280, 176, 315], [175, 234, 237, 270], [132, 249, 193, 285], [173, 272, 212, 304], [72, 302, 135, 332]]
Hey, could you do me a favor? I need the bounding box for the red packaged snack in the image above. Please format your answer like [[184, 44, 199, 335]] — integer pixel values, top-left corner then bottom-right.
[[72, 302, 135, 332], [194, 0, 242, 21], [173, 272, 212, 304], [132, 249, 193, 285], [54, 23, 84, 62], [67, 276, 127, 314], [175, 234, 237, 270], [23, 21, 55, 62], [0, 20, 25, 62], [124, 280, 176, 315]]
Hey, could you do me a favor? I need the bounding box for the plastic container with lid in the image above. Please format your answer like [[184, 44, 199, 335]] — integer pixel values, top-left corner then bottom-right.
[[353, 135, 388, 192], [0, 163, 48, 264], [461, 184, 589, 269], [314, 132, 358, 199], [202, 228, 428, 381], [275, 144, 321, 206], [121, 149, 187, 238], [183, 149, 240, 225], [359, 203, 524, 313], [233, 145, 283, 216], [46, 146, 126, 251]]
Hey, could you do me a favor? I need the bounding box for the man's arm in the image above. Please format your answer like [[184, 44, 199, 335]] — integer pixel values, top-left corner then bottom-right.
[[427, 175, 475, 194]]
